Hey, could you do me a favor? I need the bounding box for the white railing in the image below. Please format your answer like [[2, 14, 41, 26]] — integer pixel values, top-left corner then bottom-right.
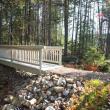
[[43, 46, 62, 65], [0, 45, 44, 69], [0, 45, 63, 68]]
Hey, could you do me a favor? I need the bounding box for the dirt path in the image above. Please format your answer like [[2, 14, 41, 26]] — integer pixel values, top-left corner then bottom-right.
[[48, 66, 110, 81]]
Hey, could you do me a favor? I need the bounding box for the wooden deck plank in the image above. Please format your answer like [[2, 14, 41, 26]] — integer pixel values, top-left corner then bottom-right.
[[0, 58, 62, 74]]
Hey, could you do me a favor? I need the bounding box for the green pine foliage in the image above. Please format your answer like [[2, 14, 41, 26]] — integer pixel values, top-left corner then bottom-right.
[[83, 47, 105, 66]]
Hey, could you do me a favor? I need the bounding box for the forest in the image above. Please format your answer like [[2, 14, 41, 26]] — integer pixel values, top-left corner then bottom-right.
[[1, 0, 110, 110], [0, 0, 110, 71], [0, 0, 109, 56]]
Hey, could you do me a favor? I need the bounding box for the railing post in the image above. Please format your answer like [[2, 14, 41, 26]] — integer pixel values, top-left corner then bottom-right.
[[39, 49, 42, 70], [11, 48, 13, 62], [59, 48, 62, 65]]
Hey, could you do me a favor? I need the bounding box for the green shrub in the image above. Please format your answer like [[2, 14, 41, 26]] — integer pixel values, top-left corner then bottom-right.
[[67, 80, 110, 110], [62, 56, 79, 64], [83, 47, 105, 66], [98, 63, 110, 72]]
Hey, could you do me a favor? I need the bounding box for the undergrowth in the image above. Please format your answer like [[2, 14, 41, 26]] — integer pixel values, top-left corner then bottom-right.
[[67, 79, 110, 110]]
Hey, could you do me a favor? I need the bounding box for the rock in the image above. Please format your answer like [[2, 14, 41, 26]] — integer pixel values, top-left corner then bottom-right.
[[45, 75, 51, 80], [46, 90, 52, 96], [14, 107, 24, 110], [2, 104, 16, 110], [32, 86, 38, 93], [42, 92, 48, 99], [14, 86, 21, 91], [32, 86, 41, 93], [18, 90, 27, 97], [26, 85, 32, 91], [47, 81, 54, 87], [108, 102, 110, 105], [12, 97, 21, 106], [58, 93, 62, 97], [76, 81, 82, 87], [3, 97, 11, 104], [63, 89, 69, 96], [45, 106, 55, 110], [44, 99, 49, 103], [73, 83, 77, 89], [42, 78, 48, 84], [56, 97, 64, 101], [25, 92, 33, 100], [36, 103, 43, 109], [42, 103, 48, 110], [57, 77, 66, 86], [37, 96, 43, 104], [77, 86, 83, 91], [53, 80, 57, 85], [3, 95, 15, 104], [21, 83, 29, 89], [54, 100, 62, 109], [42, 85, 49, 91], [29, 98, 37, 105], [21, 100, 31, 108], [49, 96, 55, 101], [67, 84, 73, 89], [66, 78, 74, 84], [36, 80, 40, 84], [70, 88, 77, 94], [52, 75, 59, 79], [30, 80, 35, 85], [53, 86, 64, 93], [18, 94, 24, 100]]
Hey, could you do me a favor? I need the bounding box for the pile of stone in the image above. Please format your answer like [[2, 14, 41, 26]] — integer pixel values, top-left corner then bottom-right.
[[1, 65, 110, 110], [1, 73, 84, 110]]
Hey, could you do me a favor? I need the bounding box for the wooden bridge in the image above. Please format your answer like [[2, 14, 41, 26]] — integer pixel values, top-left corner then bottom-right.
[[0, 45, 63, 74]]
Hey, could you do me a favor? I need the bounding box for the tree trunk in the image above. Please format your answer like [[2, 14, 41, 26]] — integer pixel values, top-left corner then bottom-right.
[[64, 0, 69, 56], [74, 11, 79, 54], [0, 3, 2, 44], [82, 0, 88, 51], [91, 2, 95, 45], [27, 0, 31, 44], [9, 11, 13, 45], [24, 0, 28, 45], [71, 3, 76, 55], [36, 0, 40, 45], [48, 0, 52, 46], [42, 0, 46, 45], [97, 1, 103, 50], [106, 22, 110, 58]]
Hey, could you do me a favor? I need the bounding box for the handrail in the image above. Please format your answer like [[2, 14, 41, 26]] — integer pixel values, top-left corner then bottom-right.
[[43, 46, 63, 65], [0, 45, 44, 69], [0, 45, 43, 50], [0, 45, 63, 68]]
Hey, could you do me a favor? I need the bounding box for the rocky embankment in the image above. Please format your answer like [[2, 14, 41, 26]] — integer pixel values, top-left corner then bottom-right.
[[0, 64, 110, 110]]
